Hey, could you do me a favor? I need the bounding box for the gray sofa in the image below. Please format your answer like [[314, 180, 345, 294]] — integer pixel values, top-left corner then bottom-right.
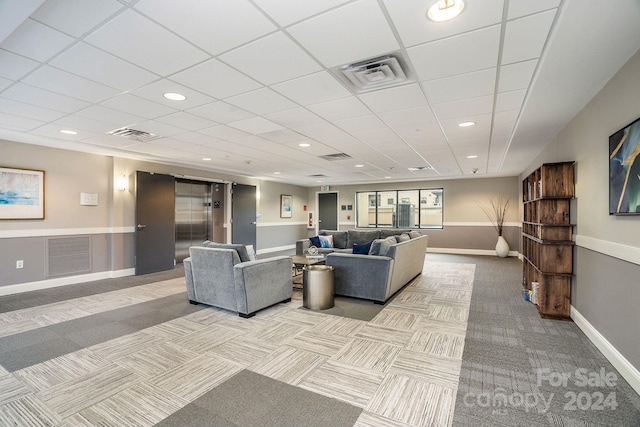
[[296, 229, 412, 255], [184, 244, 292, 318], [326, 234, 429, 304]]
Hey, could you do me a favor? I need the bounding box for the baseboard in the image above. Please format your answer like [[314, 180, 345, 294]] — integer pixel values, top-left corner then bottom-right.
[[571, 305, 640, 395], [0, 268, 136, 296], [428, 247, 519, 257]]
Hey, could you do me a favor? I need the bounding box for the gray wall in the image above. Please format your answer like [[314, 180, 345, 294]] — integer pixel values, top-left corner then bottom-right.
[[521, 49, 640, 370]]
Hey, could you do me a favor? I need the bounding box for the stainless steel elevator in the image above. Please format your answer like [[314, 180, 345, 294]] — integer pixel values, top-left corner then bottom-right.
[[175, 180, 212, 263]]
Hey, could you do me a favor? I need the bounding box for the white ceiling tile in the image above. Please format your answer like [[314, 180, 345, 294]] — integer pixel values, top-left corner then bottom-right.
[[260, 129, 307, 143], [264, 108, 323, 128], [383, 0, 504, 47], [422, 68, 496, 104], [173, 132, 223, 145], [129, 120, 187, 137], [358, 83, 428, 113], [135, 0, 275, 56], [495, 90, 526, 112], [498, 60, 537, 92], [493, 110, 519, 127], [221, 32, 321, 85], [295, 122, 344, 140], [85, 9, 209, 76], [2, 83, 90, 113], [81, 134, 139, 148], [287, 0, 399, 68], [408, 25, 501, 81], [32, 0, 124, 38], [0, 97, 65, 122], [170, 59, 262, 99], [30, 123, 98, 141], [22, 65, 120, 103], [378, 106, 438, 127], [225, 88, 298, 115], [76, 105, 145, 126], [272, 71, 351, 105], [227, 117, 284, 135], [55, 115, 120, 134], [0, 0, 45, 43], [501, 10, 556, 65], [307, 96, 370, 121], [508, 0, 560, 19], [198, 125, 252, 141], [0, 49, 39, 80], [432, 95, 494, 120], [0, 112, 45, 131], [334, 115, 386, 133], [50, 42, 158, 91], [101, 94, 177, 119], [253, 0, 350, 26], [157, 112, 217, 131], [131, 79, 215, 109], [1, 19, 74, 62], [0, 77, 11, 91], [187, 101, 253, 124]]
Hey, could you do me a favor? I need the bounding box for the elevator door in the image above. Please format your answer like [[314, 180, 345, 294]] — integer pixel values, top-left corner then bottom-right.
[[175, 180, 212, 263]]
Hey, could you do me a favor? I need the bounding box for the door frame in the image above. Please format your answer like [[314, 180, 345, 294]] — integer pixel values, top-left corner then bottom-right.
[[315, 191, 339, 233]]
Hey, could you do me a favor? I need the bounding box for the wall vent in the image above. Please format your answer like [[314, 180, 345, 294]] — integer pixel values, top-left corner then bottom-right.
[[107, 127, 159, 142], [46, 236, 92, 278], [332, 52, 414, 94], [320, 153, 352, 161]]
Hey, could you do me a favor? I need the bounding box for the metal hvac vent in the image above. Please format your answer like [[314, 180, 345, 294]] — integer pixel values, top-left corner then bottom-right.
[[308, 174, 328, 178], [332, 52, 414, 94], [107, 127, 159, 142], [320, 153, 352, 161], [408, 166, 434, 171]]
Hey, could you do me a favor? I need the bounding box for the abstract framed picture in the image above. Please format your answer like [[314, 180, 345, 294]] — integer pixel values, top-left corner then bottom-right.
[[280, 194, 292, 218], [609, 117, 640, 215], [0, 167, 45, 220]]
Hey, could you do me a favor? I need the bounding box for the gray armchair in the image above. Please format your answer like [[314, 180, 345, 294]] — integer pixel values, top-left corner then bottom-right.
[[184, 246, 292, 318]]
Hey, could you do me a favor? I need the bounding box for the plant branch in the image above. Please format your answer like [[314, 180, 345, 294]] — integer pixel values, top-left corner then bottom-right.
[[477, 194, 510, 236]]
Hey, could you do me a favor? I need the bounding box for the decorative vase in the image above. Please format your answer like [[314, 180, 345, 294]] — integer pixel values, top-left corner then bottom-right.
[[495, 235, 509, 258]]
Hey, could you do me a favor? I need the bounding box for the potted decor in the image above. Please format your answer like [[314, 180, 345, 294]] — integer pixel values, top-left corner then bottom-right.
[[478, 194, 510, 257]]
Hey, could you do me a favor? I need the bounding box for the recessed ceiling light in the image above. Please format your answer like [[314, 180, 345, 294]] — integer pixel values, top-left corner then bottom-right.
[[427, 0, 465, 22], [299, 143, 311, 147], [163, 92, 186, 101], [274, 172, 281, 175], [355, 164, 364, 168], [60, 129, 77, 135], [458, 121, 476, 127], [466, 155, 478, 159], [202, 157, 212, 161], [385, 176, 391, 179]]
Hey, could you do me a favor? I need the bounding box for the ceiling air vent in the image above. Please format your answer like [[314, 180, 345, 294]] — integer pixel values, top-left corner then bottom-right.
[[408, 166, 434, 172], [308, 174, 328, 178], [107, 127, 159, 142], [320, 153, 352, 161], [332, 52, 414, 94]]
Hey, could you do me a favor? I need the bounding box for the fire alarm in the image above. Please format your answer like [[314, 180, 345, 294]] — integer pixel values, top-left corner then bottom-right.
[[303, 205, 307, 211]]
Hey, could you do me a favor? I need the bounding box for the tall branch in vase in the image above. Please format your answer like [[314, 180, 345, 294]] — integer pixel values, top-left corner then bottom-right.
[[478, 194, 510, 236]]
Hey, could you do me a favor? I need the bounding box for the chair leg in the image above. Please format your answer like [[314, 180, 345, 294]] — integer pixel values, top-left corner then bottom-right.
[[239, 312, 256, 318], [281, 298, 292, 303], [189, 300, 198, 305]]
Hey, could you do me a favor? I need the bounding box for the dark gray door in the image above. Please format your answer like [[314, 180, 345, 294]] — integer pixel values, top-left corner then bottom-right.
[[135, 171, 175, 275], [318, 192, 338, 230], [231, 183, 256, 247]]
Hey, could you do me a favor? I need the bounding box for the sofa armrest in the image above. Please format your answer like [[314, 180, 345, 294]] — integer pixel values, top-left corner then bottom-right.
[[326, 253, 393, 302], [296, 239, 310, 255], [234, 256, 293, 316], [183, 257, 196, 301]]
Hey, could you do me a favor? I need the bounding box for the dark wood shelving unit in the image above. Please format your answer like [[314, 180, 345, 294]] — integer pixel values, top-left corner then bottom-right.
[[522, 162, 575, 319]]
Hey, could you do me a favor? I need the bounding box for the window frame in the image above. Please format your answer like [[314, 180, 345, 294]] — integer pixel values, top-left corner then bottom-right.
[[355, 188, 444, 229]]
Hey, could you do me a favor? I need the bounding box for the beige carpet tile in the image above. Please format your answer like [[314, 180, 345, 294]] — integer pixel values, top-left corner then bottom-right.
[[0, 374, 32, 406], [0, 395, 61, 427], [312, 316, 367, 337], [273, 308, 327, 328], [206, 335, 280, 367], [406, 331, 466, 359], [285, 329, 352, 357], [0, 319, 42, 339], [369, 309, 421, 330], [14, 349, 112, 393], [88, 331, 164, 360], [31, 307, 93, 327], [76, 381, 189, 427], [433, 289, 472, 301], [213, 313, 272, 334], [141, 317, 207, 339], [150, 354, 242, 401], [352, 323, 414, 347], [247, 320, 306, 345], [354, 411, 414, 427], [250, 346, 326, 386], [425, 303, 470, 323], [332, 338, 402, 373], [299, 359, 386, 408], [181, 306, 230, 326], [366, 373, 455, 427], [113, 342, 201, 379], [36, 365, 140, 418], [390, 349, 462, 389], [414, 317, 469, 337], [167, 325, 238, 354]]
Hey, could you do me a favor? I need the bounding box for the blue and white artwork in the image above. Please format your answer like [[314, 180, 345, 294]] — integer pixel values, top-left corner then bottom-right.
[[610, 118, 640, 214], [0, 167, 45, 219]]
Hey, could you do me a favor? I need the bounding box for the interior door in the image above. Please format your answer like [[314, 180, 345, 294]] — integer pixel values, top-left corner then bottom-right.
[[231, 183, 257, 247], [135, 171, 175, 275], [318, 192, 338, 230]]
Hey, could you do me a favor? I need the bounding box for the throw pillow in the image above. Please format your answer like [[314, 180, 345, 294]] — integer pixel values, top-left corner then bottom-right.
[[319, 234, 334, 248], [245, 244, 257, 261], [309, 235, 321, 247], [408, 230, 421, 239], [368, 238, 385, 256], [352, 240, 373, 255], [378, 235, 397, 257], [397, 233, 410, 242]]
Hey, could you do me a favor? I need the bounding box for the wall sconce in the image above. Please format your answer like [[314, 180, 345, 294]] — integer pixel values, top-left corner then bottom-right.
[[116, 174, 128, 191]]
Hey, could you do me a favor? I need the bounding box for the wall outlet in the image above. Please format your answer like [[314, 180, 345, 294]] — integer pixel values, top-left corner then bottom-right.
[[16, 260, 23, 269]]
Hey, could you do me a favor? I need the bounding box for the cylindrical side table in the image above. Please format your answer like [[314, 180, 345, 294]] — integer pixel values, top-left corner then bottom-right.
[[303, 265, 334, 310]]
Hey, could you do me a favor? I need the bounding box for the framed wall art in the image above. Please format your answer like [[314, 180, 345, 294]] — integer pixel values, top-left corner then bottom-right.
[[609, 116, 640, 215], [0, 166, 45, 220], [280, 194, 292, 218]]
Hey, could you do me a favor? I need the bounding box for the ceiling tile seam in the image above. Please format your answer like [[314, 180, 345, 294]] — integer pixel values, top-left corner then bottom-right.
[[497, 0, 568, 172]]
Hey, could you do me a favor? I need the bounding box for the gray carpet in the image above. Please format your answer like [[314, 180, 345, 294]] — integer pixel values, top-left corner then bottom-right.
[[427, 254, 640, 427], [298, 293, 398, 321], [155, 369, 362, 427]]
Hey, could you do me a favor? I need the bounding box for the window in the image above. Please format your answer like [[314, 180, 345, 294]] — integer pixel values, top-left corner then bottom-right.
[[355, 188, 443, 229]]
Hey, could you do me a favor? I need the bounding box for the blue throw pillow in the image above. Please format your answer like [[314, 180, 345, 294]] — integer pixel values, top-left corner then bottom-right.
[[309, 236, 321, 247], [352, 240, 373, 254]]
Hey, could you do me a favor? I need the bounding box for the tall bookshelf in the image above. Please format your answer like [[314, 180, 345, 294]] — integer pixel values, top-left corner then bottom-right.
[[522, 162, 575, 319]]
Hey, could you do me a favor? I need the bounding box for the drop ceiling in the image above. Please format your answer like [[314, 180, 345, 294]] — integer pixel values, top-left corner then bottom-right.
[[1, 0, 639, 186]]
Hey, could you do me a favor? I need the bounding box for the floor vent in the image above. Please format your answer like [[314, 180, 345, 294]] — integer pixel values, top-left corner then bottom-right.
[[332, 52, 414, 94], [107, 127, 159, 142], [320, 153, 352, 161], [46, 236, 92, 278]]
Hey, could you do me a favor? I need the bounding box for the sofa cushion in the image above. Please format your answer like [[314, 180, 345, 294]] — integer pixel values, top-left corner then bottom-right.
[[379, 236, 397, 256], [379, 229, 409, 239], [319, 230, 348, 249], [319, 234, 334, 248], [348, 229, 380, 246], [408, 230, 422, 239], [352, 240, 373, 255], [309, 235, 322, 247], [397, 233, 410, 242], [204, 242, 251, 263]]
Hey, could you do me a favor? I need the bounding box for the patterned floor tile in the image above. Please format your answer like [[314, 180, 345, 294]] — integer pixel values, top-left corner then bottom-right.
[[207, 335, 280, 367], [406, 330, 466, 358], [250, 346, 326, 385], [0, 374, 32, 406], [114, 342, 201, 378], [332, 338, 402, 373], [353, 324, 414, 347], [0, 395, 61, 427], [390, 349, 462, 389], [167, 325, 238, 354], [313, 316, 367, 337], [285, 329, 352, 357]]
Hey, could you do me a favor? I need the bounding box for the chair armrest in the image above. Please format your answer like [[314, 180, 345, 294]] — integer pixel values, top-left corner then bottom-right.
[[296, 239, 310, 255], [234, 256, 293, 315]]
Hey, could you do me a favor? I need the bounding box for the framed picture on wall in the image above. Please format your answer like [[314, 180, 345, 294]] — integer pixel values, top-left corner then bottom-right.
[[280, 194, 292, 218], [609, 116, 640, 214], [0, 166, 45, 220]]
